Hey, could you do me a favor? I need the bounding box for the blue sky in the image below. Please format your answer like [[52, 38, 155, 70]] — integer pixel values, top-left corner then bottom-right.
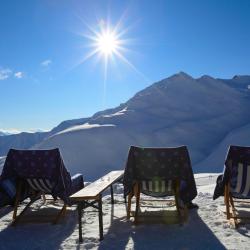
[[1, 0, 250, 131]]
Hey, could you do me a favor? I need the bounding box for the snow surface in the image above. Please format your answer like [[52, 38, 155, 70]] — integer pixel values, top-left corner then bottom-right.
[[195, 123, 250, 172], [56, 123, 116, 135], [0, 173, 250, 250]]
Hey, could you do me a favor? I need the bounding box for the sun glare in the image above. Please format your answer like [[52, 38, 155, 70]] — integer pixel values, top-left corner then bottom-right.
[[76, 18, 148, 106], [96, 31, 118, 56]]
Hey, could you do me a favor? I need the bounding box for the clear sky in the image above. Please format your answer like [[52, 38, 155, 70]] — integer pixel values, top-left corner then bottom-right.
[[1, 0, 250, 132]]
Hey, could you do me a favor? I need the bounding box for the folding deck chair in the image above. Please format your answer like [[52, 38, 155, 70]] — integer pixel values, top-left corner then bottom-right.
[[1, 148, 84, 225], [123, 146, 197, 224], [216, 146, 250, 226]]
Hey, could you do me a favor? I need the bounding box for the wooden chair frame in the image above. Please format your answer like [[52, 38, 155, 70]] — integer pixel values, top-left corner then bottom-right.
[[127, 179, 187, 224], [224, 182, 250, 227], [12, 179, 67, 225]]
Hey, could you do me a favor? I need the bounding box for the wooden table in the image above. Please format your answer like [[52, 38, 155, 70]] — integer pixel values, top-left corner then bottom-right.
[[70, 170, 124, 242]]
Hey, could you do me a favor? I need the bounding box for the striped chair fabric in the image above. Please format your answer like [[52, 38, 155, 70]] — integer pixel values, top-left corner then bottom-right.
[[140, 179, 175, 196], [26, 178, 54, 193], [230, 163, 250, 198]]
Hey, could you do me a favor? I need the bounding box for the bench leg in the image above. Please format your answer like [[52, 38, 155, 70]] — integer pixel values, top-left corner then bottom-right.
[[98, 195, 104, 241], [78, 202, 83, 243], [110, 185, 114, 204]]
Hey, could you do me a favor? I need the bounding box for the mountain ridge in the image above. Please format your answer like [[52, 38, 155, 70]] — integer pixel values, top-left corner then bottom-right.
[[1, 72, 250, 180]]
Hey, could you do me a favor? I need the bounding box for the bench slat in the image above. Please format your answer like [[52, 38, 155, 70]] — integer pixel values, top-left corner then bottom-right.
[[70, 170, 124, 201]]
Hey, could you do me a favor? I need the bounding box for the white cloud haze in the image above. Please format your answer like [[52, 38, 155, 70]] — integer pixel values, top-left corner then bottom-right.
[[0, 68, 12, 80], [41, 59, 52, 67], [14, 71, 23, 79]]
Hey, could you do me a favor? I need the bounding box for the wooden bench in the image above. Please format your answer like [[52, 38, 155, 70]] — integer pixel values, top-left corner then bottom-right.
[[70, 170, 124, 243]]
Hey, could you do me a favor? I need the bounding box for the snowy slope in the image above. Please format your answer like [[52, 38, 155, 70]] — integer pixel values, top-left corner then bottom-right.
[[0, 132, 48, 156], [34, 72, 250, 180], [0, 118, 90, 156], [220, 75, 250, 93], [195, 122, 250, 173]]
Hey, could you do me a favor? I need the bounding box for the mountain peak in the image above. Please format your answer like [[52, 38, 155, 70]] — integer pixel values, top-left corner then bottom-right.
[[171, 71, 193, 79], [230, 75, 250, 85], [199, 75, 215, 81]]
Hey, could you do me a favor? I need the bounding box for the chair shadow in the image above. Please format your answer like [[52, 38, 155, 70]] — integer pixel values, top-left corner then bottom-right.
[[98, 207, 227, 250], [0, 205, 13, 219], [0, 206, 78, 249], [234, 207, 250, 238]]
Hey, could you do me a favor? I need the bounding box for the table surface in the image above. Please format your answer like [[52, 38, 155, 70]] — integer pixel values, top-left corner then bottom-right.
[[70, 170, 124, 200]]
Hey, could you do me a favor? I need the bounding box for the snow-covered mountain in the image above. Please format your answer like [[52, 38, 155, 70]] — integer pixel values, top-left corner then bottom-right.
[[0, 131, 14, 136], [27, 72, 250, 180], [0, 119, 89, 156], [1, 72, 250, 179]]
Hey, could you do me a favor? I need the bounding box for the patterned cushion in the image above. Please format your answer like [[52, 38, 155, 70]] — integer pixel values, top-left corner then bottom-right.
[[141, 179, 175, 197], [123, 146, 197, 203], [230, 162, 250, 198], [1, 149, 73, 205], [0, 190, 12, 207], [26, 178, 54, 193], [0, 178, 16, 199]]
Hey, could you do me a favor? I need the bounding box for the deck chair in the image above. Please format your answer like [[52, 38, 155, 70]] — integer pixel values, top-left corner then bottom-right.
[[123, 146, 197, 224], [218, 146, 250, 226], [1, 148, 84, 225]]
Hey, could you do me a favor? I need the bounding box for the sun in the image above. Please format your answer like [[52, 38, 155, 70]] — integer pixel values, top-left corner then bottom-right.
[[96, 31, 119, 56], [77, 19, 148, 82], [76, 18, 148, 107], [81, 21, 125, 62]]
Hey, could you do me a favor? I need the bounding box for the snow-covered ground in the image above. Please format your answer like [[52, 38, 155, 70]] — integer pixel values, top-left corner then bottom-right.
[[0, 173, 250, 249]]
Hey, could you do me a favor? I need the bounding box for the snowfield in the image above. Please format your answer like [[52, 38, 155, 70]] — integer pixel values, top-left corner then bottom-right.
[[0, 173, 250, 250]]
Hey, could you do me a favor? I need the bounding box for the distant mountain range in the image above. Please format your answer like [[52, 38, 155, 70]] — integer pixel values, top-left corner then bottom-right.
[[1, 72, 250, 179], [0, 131, 13, 136]]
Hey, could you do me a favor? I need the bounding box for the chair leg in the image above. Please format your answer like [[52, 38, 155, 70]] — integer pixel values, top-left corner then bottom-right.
[[174, 180, 185, 224], [229, 194, 238, 227], [229, 194, 235, 211], [13, 180, 22, 220], [127, 192, 133, 219], [41, 194, 46, 205], [134, 183, 140, 224], [53, 204, 67, 224], [224, 183, 230, 220], [12, 197, 38, 226]]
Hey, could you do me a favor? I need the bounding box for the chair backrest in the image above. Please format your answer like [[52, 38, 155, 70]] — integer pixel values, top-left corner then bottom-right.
[[1, 148, 72, 204], [226, 146, 250, 198], [125, 146, 192, 197]]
